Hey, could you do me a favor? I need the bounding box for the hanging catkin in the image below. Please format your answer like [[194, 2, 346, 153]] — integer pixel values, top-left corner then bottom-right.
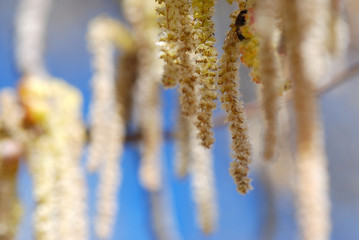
[[255, 0, 281, 160], [189, 119, 217, 234], [175, 113, 192, 178], [281, 0, 331, 239], [19, 76, 88, 240], [192, 0, 218, 149], [87, 17, 127, 239], [15, 0, 52, 76], [123, 0, 163, 192], [218, 6, 253, 194]]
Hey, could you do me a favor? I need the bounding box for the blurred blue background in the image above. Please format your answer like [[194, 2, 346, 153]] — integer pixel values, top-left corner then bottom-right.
[[1, 0, 359, 239]]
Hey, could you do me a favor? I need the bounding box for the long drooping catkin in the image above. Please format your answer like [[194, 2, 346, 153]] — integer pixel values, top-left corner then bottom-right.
[[87, 17, 127, 239], [192, 0, 218, 149], [255, 0, 281, 160], [189, 120, 217, 234], [218, 15, 253, 194], [123, 0, 163, 191], [15, 0, 52, 76], [282, 0, 331, 239], [19, 76, 88, 240]]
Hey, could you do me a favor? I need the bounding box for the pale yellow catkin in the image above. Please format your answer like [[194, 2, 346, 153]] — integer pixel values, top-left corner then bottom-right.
[[87, 17, 126, 239], [192, 0, 218, 149], [123, 0, 163, 192], [255, 0, 281, 161], [218, 17, 253, 194], [19, 76, 88, 240], [155, 0, 182, 88], [282, 0, 331, 239], [189, 120, 217, 234]]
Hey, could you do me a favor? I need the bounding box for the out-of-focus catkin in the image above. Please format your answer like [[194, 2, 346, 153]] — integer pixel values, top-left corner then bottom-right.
[[192, 0, 218, 149], [255, 0, 281, 160], [87, 16, 127, 239], [282, 0, 331, 239], [175, 113, 192, 178], [218, 9, 253, 194], [19, 76, 88, 240], [0, 90, 23, 240], [123, 0, 163, 192], [189, 118, 217, 234]]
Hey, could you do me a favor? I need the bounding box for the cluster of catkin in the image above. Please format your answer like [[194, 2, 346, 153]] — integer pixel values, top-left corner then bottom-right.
[[18, 76, 88, 240]]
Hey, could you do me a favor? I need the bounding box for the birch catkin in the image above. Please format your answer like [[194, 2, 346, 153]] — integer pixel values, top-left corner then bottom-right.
[[218, 14, 253, 194], [282, 0, 331, 239], [192, 0, 218, 148], [255, 0, 281, 160]]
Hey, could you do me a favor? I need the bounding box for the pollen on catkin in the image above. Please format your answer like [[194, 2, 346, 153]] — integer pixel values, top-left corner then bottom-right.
[[155, 0, 182, 88], [192, 0, 218, 149], [218, 14, 253, 194]]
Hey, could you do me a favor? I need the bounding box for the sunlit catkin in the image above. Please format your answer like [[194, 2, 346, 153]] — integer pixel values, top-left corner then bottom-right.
[[192, 0, 218, 149], [282, 0, 331, 239], [87, 17, 126, 239], [218, 9, 253, 194], [155, 0, 181, 88], [123, 0, 163, 191], [189, 119, 217, 234], [19, 76, 88, 240], [255, 0, 280, 160]]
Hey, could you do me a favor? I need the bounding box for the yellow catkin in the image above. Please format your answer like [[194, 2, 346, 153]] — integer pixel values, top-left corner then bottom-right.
[[175, 113, 192, 178], [155, 0, 182, 88], [0, 90, 23, 240], [282, 0, 331, 239], [192, 0, 218, 149], [189, 118, 217, 234], [255, 0, 281, 160], [19, 76, 88, 240], [218, 9, 253, 195], [123, 0, 163, 192], [87, 17, 126, 239], [15, 0, 52, 76]]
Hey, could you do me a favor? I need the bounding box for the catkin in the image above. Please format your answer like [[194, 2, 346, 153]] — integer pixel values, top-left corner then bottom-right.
[[192, 0, 218, 149], [218, 12, 253, 194], [123, 0, 163, 191], [282, 0, 331, 239], [189, 119, 217, 234], [175, 113, 192, 178], [87, 17, 126, 239], [255, 0, 281, 160], [19, 76, 88, 240], [15, 0, 52, 76]]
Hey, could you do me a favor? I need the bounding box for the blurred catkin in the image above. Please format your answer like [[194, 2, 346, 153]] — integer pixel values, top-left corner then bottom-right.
[[19, 76, 88, 240], [123, 0, 163, 192], [218, 10, 253, 194], [87, 17, 127, 239], [192, 0, 218, 149], [255, 0, 281, 160], [282, 0, 331, 239], [0, 90, 23, 240]]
